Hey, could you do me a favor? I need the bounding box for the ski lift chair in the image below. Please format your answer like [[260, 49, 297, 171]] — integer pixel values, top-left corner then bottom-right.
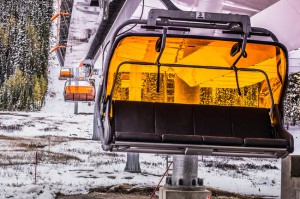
[[64, 79, 95, 102], [59, 68, 73, 80], [93, 9, 294, 158]]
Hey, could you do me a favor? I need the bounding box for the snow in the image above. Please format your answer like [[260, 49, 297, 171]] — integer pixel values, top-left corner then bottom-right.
[[67, 81, 92, 86], [289, 49, 300, 74], [0, 1, 300, 199], [2, 73, 299, 199], [290, 125, 300, 155]]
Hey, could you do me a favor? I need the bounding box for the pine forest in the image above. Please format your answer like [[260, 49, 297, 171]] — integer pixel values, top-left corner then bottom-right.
[[0, 0, 52, 111]]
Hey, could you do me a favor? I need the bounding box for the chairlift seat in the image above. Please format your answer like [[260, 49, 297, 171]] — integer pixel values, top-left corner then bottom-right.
[[194, 105, 232, 137], [113, 101, 155, 133], [65, 93, 95, 101], [111, 100, 292, 157], [113, 101, 160, 143], [155, 103, 194, 135], [94, 9, 294, 158], [230, 107, 272, 138]]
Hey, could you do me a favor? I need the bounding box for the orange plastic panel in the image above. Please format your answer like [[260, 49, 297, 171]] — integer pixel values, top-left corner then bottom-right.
[[60, 70, 73, 78], [107, 36, 287, 109], [65, 85, 95, 101]]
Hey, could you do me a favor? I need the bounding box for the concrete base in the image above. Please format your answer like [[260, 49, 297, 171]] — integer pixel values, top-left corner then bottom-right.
[[159, 186, 211, 199], [281, 155, 300, 199]]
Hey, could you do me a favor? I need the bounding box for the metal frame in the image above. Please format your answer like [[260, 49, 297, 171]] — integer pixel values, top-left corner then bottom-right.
[[113, 141, 288, 158], [93, 9, 292, 158], [102, 62, 289, 158], [108, 61, 275, 117]]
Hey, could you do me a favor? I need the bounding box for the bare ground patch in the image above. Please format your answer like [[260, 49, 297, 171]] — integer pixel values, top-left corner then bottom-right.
[[56, 184, 264, 199], [0, 124, 23, 132], [0, 135, 85, 166]]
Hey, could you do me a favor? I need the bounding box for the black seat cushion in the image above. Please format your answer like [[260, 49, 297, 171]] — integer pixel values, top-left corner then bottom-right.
[[113, 100, 154, 133], [230, 107, 272, 138], [162, 134, 203, 144], [194, 105, 232, 136], [115, 132, 161, 142], [203, 136, 243, 146], [155, 103, 194, 135], [244, 138, 287, 148]]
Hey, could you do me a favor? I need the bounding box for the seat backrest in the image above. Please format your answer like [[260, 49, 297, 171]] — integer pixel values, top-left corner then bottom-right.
[[113, 100, 155, 133], [193, 105, 232, 137], [230, 107, 272, 138], [155, 103, 194, 135]]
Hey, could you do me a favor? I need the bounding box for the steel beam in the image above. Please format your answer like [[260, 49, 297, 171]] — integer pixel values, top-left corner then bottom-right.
[[86, 0, 141, 61]]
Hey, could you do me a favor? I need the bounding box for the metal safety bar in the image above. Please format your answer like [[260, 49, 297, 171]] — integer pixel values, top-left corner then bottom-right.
[[108, 61, 275, 119]]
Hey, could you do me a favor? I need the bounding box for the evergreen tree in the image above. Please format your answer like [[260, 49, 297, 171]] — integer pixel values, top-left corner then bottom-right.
[[0, 0, 53, 111], [285, 73, 300, 126], [33, 75, 42, 108]]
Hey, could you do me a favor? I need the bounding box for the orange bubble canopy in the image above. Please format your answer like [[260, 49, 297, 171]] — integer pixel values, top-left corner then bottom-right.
[[106, 35, 287, 109], [65, 81, 95, 102]]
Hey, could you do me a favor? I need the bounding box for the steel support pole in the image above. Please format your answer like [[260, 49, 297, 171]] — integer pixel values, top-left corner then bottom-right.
[[74, 67, 79, 115], [172, 155, 198, 186], [89, 0, 142, 61], [124, 152, 141, 173], [159, 74, 211, 198], [74, 102, 78, 114]]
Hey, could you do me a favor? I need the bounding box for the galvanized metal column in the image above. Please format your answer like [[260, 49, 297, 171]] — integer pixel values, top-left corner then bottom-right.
[[172, 73, 200, 186], [172, 155, 198, 186], [74, 102, 78, 114], [124, 152, 141, 173], [160, 74, 210, 198], [74, 67, 79, 114]]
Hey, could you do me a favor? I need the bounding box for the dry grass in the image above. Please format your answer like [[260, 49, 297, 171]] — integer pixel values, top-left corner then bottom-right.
[[0, 124, 23, 131], [0, 135, 84, 167]]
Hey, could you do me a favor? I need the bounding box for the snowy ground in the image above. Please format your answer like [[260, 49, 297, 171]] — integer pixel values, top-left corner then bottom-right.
[[0, 110, 299, 199]]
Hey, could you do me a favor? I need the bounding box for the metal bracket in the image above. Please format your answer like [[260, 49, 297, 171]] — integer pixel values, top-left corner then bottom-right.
[[82, 59, 94, 77], [147, 9, 251, 34], [100, 0, 112, 20], [185, 148, 213, 155], [156, 28, 167, 93]]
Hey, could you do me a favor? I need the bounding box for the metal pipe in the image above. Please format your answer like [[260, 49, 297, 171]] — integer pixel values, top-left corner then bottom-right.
[[109, 61, 275, 117]]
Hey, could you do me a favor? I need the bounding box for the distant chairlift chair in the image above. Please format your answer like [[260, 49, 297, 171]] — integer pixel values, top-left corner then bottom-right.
[[93, 9, 294, 158], [64, 79, 95, 102], [59, 68, 74, 80]]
